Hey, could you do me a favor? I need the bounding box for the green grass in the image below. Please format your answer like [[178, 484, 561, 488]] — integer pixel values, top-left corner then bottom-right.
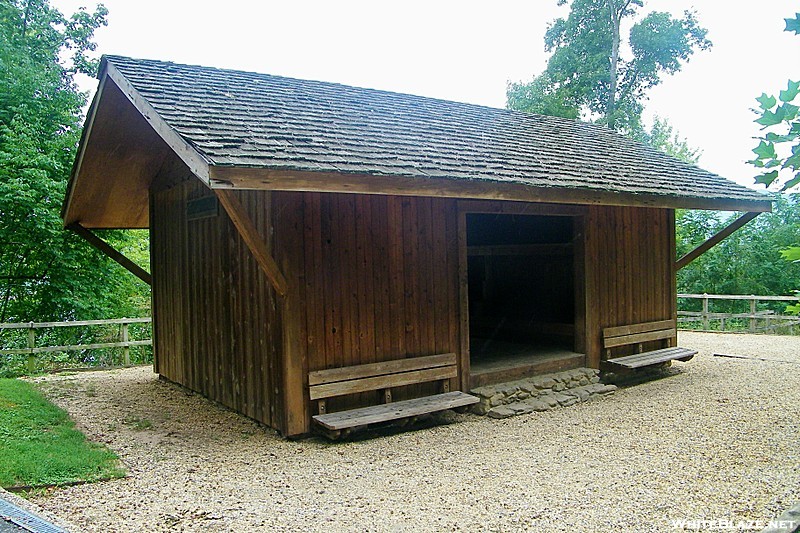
[[0, 378, 125, 488]]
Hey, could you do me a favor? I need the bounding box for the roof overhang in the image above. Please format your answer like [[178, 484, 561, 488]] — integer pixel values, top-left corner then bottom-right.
[[209, 166, 774, 213], [62, 63, 773, 230], [62, 61, 210, 229]]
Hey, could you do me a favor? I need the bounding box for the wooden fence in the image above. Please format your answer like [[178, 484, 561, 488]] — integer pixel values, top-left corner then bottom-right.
[[0, 318, 152, 373], [677, 293, 800, 334]]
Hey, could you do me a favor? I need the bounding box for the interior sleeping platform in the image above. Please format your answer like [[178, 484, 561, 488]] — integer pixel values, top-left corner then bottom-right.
[[466, 213, 585, 387]]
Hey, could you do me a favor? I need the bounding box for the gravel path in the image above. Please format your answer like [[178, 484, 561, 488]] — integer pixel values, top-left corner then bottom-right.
[[27, 332, 800, 532]]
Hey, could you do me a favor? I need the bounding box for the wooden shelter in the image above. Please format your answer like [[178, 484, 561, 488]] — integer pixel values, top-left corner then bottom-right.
[[62, 56, 772, 437]]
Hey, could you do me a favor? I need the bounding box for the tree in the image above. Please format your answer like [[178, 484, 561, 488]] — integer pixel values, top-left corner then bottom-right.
[[507, 0, 711, 136], [0, 0, 150, 322], [749, 12, 800, 312], [749, 12, 800, 193], [639, 116, 701, 164], [676, 196, 800, 311]]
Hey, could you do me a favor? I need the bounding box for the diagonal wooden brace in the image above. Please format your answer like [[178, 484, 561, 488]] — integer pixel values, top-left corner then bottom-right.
[[676, 212, 761, 271], [215, 190, 288, 296], [68, 223, 152, 285]]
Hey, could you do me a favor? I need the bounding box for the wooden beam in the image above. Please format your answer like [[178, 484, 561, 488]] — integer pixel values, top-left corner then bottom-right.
[[68, 223, 152, 285], [209, 166, 775, 213], [215, 190, 288, 296], [675, 212, 761, 270]]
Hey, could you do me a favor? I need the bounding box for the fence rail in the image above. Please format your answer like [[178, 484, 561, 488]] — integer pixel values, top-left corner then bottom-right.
[[677, 293, 799, 334], [0, 317, 152, 373]]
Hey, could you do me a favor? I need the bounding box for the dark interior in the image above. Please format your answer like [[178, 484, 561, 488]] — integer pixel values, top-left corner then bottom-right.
[[466, 213, 577, 364]]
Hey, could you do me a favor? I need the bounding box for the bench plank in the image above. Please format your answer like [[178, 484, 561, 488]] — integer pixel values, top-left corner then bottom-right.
[[309, 365, 457, 400], [603, 328, 676, 348], [308, 353, 456, 386], [312, 391, 478, 430], [603, 319, 676, 338], [606, 347, 697, 370]]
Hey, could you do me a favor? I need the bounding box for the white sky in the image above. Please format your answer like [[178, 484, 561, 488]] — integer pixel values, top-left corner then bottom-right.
[[53, 0, 799, 189]]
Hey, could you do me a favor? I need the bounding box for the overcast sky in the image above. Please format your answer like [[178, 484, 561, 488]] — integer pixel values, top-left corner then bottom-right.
[[53, 0, 799, 189]]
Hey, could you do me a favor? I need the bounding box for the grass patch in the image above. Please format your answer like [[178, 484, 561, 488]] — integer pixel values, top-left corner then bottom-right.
[[0, 378, 125, 488]]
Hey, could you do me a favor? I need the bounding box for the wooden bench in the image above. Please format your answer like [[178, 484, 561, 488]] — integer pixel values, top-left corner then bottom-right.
[[308, 353, 478, 438], [602, 319, 697, 371]]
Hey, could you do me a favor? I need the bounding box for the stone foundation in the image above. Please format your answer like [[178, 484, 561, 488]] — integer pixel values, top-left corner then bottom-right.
[[470, 368, 617, 419]]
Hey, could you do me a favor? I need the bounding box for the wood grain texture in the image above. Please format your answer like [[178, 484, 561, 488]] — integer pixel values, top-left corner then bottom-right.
[[584, 206, 677, 367], [605, 347, 697, 370], [312, 391, 478, 431], [603, 320, 676, 338], [603, 328, 675, 348], [216, 190, 288, 296], [287, 192, 463, 418], [309, 366, 457, 401], [210, 167, 773, 213], [150, 180, 282, 430], [308, 353, 457, 386]]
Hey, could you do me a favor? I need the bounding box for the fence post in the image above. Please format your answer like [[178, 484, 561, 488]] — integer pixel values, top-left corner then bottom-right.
[[702, 294, 709, 330], [26, 323, 36, 374], [122, 322, 130, 366], [749, 297, 757, 333]]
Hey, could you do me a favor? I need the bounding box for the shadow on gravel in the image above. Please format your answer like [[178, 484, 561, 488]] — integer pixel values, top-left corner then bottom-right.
[[601, 363, 686, 388]]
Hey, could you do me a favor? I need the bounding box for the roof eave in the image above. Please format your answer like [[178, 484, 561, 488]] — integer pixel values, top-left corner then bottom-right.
[[103, 62, 211, 185], [207, 166, 774, 213]]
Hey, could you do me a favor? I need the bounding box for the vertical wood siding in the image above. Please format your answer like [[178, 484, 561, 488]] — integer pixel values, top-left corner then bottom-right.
[[151, 184, 675, 436], [584, 205, 676, 367], [150, 180, 283, 430], [274, 192, 462, 419]]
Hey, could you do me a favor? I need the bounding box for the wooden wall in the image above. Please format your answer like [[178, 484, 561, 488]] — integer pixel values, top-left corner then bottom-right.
[[273, 193, 462, 433], [583, 205, 676, 367], [150, 179, 283, 430], [150, 184, 675, 436]]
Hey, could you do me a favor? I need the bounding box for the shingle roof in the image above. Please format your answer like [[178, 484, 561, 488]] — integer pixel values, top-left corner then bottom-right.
[[104, 55, 767, 204]]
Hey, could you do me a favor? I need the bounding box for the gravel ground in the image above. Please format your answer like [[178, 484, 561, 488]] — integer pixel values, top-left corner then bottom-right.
[[26, 332, 800, 532]]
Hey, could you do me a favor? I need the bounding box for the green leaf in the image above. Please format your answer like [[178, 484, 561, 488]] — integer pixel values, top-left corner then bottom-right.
[[752, 141, 776, 159], [780, 80, 800, 103], [780, 246, 800, 262], [785, 13, 800, 35], [755, 107, 786, 127], [756, 93, 777, 110], [766, 132, 794, 143], [781, 172, 800, 191], [780, 103, 800, 121], [755, 170, 779, 186], [782, 150, 800, 170]]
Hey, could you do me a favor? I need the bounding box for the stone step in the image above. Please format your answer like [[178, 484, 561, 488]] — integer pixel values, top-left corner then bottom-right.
[[470, 367, 618, 418], [485, 383, 618, 419]]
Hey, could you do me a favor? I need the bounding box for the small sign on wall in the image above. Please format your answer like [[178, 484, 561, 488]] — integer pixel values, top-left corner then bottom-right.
[[187, 195, 219, 221]]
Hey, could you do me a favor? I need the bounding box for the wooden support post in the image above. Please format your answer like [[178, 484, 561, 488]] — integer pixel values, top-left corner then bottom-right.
[[676, 212, 760, 270], [749, 297, 757, 333], [702, 294, 709, 331], [26, 325, 36, 374], [68, 223, 152, 285], [122, 322, 130, 366], [215, 190, 288, 296]]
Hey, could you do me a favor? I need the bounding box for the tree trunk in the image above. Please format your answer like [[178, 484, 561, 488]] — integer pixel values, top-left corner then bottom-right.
[[607, 2, 622, 130]]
